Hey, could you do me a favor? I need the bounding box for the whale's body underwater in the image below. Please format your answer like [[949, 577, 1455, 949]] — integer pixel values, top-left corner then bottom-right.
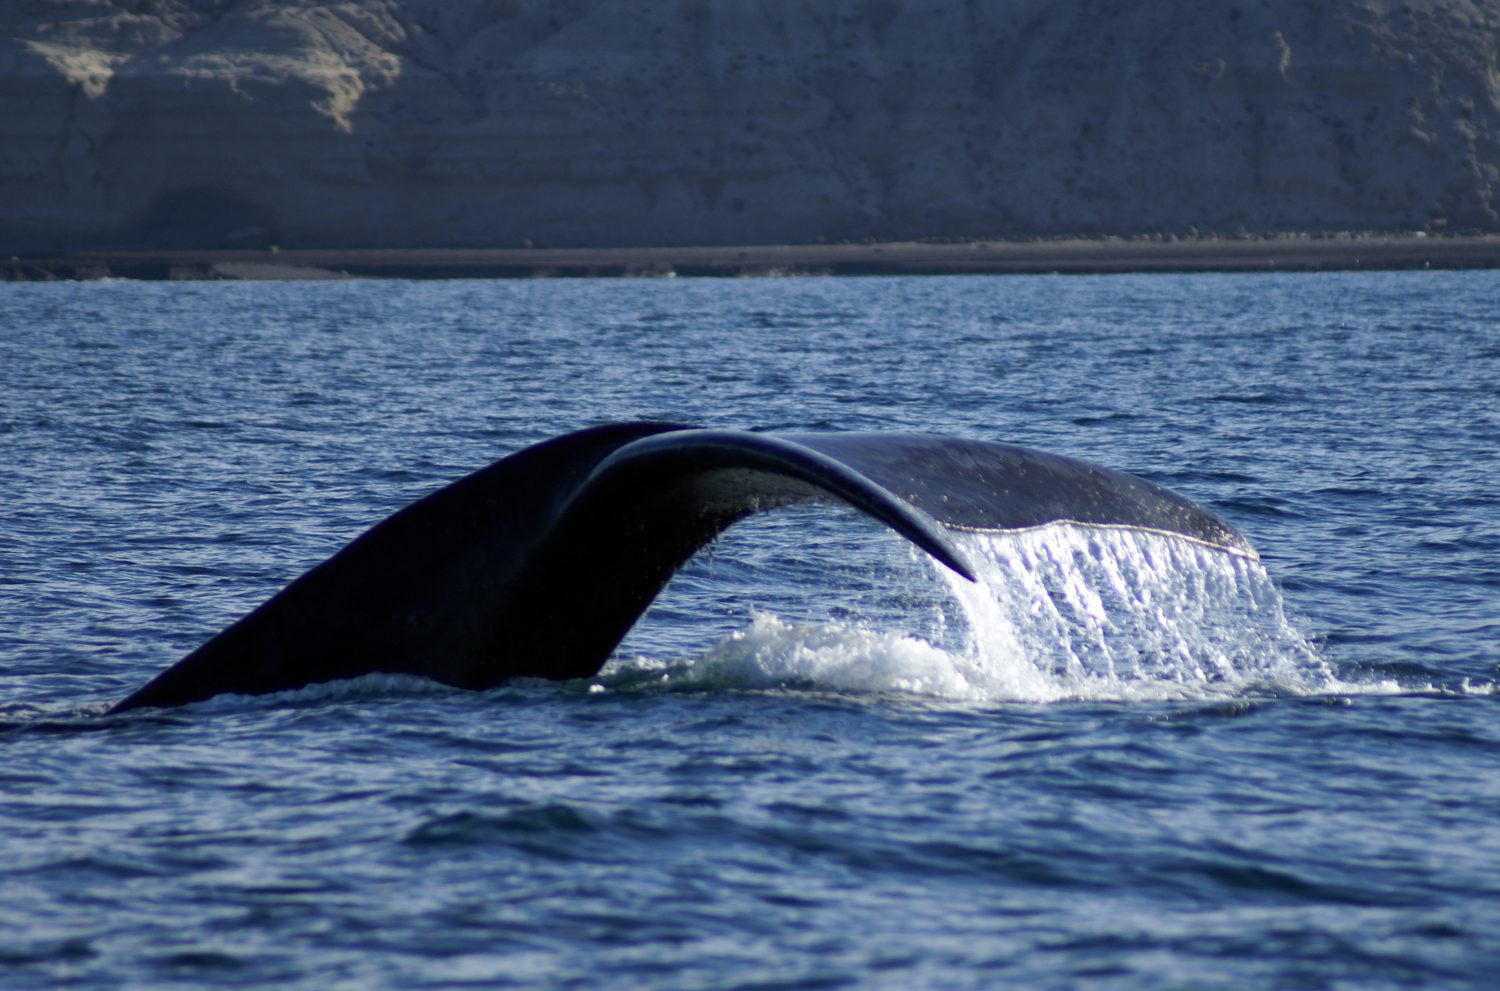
[[111, 424, 1253, 712]]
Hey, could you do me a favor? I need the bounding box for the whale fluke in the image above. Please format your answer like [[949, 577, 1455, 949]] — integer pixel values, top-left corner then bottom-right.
[[111, 424, 1252, 712]]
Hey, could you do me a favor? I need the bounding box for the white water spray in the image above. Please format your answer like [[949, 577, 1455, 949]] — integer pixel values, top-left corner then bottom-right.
[[932, 526, 1335, 701], [611, 524, 1348, 703]]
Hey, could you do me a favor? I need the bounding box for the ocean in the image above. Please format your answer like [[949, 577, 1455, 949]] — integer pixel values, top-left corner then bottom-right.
[[2, 271, 1497, 988]]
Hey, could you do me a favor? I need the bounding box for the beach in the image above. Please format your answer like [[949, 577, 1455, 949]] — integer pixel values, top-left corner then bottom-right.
[[7, 233, 1500, 281]]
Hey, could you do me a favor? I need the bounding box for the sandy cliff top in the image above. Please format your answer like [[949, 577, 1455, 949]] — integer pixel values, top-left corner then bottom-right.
[[3, 0, 1498, 250]]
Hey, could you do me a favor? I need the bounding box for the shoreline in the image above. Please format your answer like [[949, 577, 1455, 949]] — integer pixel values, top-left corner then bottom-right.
[[6, 234, 1500, 281]]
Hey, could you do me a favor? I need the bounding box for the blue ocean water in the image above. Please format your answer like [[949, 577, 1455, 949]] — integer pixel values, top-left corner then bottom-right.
[[1, 272, 1497, 988]]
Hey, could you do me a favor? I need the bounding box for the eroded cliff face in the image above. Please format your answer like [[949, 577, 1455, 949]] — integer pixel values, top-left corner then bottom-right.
[[3, 0, 1499, 250]]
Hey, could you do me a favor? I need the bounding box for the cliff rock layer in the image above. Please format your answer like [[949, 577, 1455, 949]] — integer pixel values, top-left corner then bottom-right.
[[4, 0, 1499, 250]]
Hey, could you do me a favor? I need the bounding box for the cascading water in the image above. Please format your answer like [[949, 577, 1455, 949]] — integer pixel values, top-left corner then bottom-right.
[[610, 523, 1345, 703], [934, 526, 1336, 701]]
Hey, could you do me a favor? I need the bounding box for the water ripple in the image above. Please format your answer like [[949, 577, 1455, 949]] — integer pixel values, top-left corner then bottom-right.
[[2, 272, 1498, 989]]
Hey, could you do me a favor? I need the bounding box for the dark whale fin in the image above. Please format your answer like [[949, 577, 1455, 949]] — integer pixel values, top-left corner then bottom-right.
[[110, 424, 1251, 712]]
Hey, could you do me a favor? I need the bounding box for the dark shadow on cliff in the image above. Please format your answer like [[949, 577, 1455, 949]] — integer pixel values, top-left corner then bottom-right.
[[121, 186, 281, 250]]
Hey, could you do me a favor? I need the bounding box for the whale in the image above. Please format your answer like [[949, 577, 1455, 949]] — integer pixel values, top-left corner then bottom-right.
[[110, 423, 1253, 712]]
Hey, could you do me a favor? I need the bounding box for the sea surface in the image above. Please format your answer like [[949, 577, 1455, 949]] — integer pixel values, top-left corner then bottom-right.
[[1, 272, 1497, 989]]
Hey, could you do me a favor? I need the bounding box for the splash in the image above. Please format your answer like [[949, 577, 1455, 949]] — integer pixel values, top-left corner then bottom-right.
[[934, 526, 1337, 701], [606, 524, 1351, 703], [637, 611, 977, 697]]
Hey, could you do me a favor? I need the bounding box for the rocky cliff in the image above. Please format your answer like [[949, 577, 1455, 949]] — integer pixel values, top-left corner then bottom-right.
[[4, 0, 1499, 250]]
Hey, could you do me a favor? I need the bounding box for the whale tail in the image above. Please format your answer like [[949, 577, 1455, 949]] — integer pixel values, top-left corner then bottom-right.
[[111, 424, 1251, 712]]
